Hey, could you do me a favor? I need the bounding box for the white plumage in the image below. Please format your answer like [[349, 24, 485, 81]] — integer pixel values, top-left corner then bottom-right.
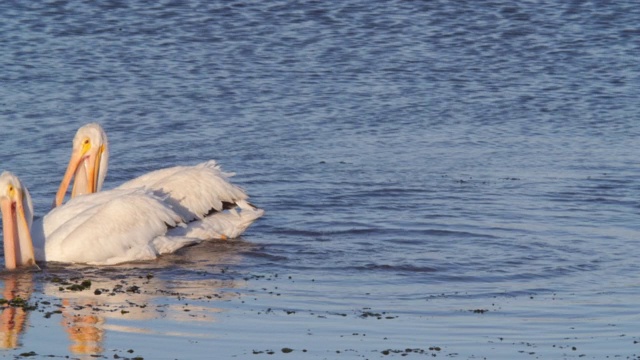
[[116, 160, 261, 226], [1, 172, 200, 268]]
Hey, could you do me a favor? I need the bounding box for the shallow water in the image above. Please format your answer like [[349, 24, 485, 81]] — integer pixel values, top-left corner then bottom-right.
[[1, 0, 640, 359]]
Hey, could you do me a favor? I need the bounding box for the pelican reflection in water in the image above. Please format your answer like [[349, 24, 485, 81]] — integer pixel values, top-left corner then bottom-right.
[[0, 239, 249, 355], [0, 272, 34, 349], [50, 273, 242, 354], [44, 242, 248, 356]]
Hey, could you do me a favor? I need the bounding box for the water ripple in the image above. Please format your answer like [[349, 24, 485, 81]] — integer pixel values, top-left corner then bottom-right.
[[1, 0, 640, 357]]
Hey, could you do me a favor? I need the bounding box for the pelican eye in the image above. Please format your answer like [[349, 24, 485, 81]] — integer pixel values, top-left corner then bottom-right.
[[81, 138, 91, 152], [8, 185, 15, 196]]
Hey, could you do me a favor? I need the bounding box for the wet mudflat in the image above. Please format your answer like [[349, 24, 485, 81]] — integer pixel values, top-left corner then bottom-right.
[[3, 236, 640, 359]]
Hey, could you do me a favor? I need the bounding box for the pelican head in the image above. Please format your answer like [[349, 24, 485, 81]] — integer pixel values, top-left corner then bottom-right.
[[0, 172, 35, 270], [54, 123, 109, 207]]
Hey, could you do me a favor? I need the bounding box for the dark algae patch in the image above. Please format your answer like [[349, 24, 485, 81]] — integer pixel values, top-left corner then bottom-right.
[[358, 307, 398, 319], [49, 276, 93, 291], [66, 280, 92, 291], [0, 296, 37, 311], [381, 347, 442, 356], [17, 351, 37, 357], [470, 309, 489, 314], [43, 310, 63, 318]]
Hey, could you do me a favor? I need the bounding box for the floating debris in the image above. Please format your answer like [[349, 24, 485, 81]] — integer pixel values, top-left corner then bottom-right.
[[17, 351, 37, 357], [470, 309, 489, 314]]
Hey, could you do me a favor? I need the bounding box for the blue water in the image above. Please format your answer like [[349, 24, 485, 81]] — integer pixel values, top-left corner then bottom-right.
[[1, 0, 640, 359]]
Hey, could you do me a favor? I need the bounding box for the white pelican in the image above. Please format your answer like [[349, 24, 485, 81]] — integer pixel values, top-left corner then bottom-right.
[[54, 123, 263, 240], [1, 171, 201, 269]]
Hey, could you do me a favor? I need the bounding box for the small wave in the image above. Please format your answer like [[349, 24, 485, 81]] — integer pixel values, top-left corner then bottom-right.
[[352, 263, 438, 273], [269, 226, 498, 240], [420, 229, 499, 239], [269, 226, 389, 237], [337, 187, 435, 198]]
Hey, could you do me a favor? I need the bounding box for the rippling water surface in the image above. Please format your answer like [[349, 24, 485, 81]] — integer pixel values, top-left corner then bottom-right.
[[1, 0, 640, 359]]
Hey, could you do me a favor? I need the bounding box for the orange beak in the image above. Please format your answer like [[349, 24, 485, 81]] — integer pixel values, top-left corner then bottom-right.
[[1, 190, 35, 270], [1, 197, 18, 270], [54, 144, 105, 207]]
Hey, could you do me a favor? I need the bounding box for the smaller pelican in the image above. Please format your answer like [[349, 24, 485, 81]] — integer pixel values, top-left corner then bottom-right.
[[1, 171, 201, 270], [54, 123, 263, 240]]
